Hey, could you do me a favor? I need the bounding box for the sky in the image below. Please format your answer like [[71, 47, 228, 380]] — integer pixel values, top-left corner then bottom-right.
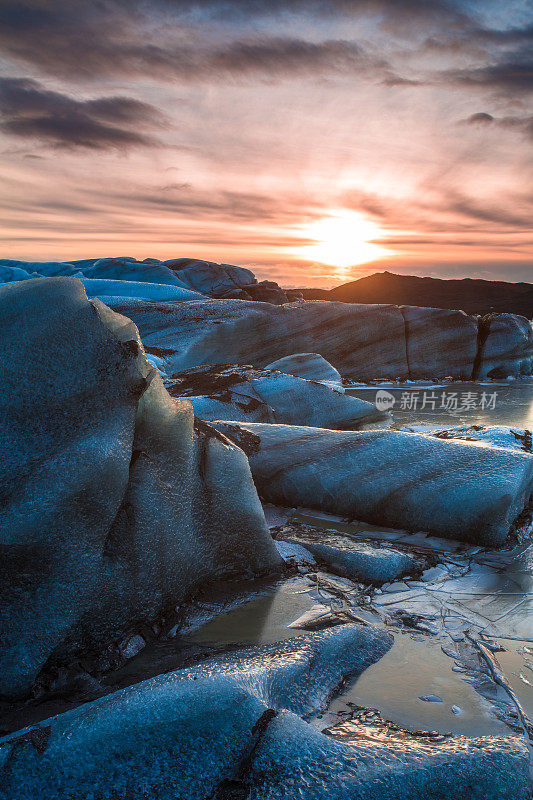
[[0, 0, 531, 287]]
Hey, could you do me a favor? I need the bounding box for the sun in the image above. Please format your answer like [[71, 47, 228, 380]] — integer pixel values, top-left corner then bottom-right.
[[296, 211, 392, 278]]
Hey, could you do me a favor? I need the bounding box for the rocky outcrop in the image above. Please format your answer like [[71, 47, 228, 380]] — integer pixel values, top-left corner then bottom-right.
[[210, 421, 533, 546], [0, 277, 281, 698], [265, 353, 344, 391], [164, 364, 386, 428], [1, 626, 529, 800]]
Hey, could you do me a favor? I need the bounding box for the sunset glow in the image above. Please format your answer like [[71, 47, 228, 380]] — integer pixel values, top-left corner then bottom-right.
[[0, 1, 530, 287], [297, 212, 393, 275]]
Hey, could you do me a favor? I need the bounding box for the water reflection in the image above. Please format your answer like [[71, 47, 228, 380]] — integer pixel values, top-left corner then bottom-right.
[[186, 577, 318, 646], [347, 379, 533, 430]]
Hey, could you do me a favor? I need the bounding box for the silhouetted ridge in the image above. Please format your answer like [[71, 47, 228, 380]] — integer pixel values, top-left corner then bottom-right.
[[298, 272, 533, 317]]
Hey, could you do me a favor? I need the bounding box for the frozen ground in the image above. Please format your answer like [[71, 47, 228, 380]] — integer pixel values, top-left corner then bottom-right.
[[180, 381, 533, 779], [184, 506, 532, 761], [1, 274, 531, 796]]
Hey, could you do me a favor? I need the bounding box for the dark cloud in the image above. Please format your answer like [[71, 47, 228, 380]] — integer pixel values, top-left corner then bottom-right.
[[89, 183, 322, 225], [0, 0, 476, 80], [0, 78, 162, 148], [436, 190, 532, 229], [1, 0, 530, 102], [461, 111, 533, 140], [465, 112, 494, 124], [420, 22, 533, 57], [445, 52, 533, 95], [209, 38, 390, 78], [0, 2, 138, 77], [499, 114, 533, 141], [0, 23, 391, 82], [467, 23, 533, 47], [381, 75, 423, 87]]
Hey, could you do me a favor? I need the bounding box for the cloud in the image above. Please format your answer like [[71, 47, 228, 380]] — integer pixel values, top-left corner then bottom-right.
[[0, 78, 162, 149], [341, 184, 533, 233], [0, 22, 391, 83], [1, 0, 530, 100], [499, 114, 533, 140], [433, 189, 532, 229], [461, 110, 533, 140], [82, 182, 323, 226], [0, 0, 473, 80], [445, 52, 533, 95], [465, 111, 494, 124]]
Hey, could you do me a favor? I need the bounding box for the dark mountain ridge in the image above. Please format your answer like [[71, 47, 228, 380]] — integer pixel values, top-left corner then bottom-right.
[[298, 271, 533, 317]]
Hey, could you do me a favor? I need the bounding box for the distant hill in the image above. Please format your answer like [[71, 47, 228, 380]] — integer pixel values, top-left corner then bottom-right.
[[297, 271, 533, 317]]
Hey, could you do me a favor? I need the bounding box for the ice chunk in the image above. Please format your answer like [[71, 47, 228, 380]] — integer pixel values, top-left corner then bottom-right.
[[0, 277, 280, 697], [401, 305, 479, 380], [476, 313, 533, 379], [246, 709, 530, 799], [283, 529, 417, 583], [82, 256, 192, 287], [80, 277, 205, 303], [165, 363, 386, 428], [118, 298, 411, 379], [265, 353, 344, 392], [164, 257, 256, 296], [429, 425, 533, 455], [275, 540, 317, 566], [211, 421, 533, 546], [0, 626, 392, 800]]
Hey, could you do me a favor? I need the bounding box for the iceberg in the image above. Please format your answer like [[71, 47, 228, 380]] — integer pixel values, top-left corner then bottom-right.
[[165, 363, 386, 428], [0, 626, 391, 800], [0, 277, 281, 698], [265, 352, 345, 391], [210, 421, 533, 546]]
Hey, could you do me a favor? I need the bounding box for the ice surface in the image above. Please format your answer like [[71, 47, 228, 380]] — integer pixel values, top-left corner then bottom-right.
[[421, 424, 533, 454], [0, 626, 391, 800], [211, 421, 533, 545], [265, 353, 344, 391], [0, 278, 280, 697], [80, 277, 205, 303], [164, 363, 385, 428], [246, 709, 530, 799]]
